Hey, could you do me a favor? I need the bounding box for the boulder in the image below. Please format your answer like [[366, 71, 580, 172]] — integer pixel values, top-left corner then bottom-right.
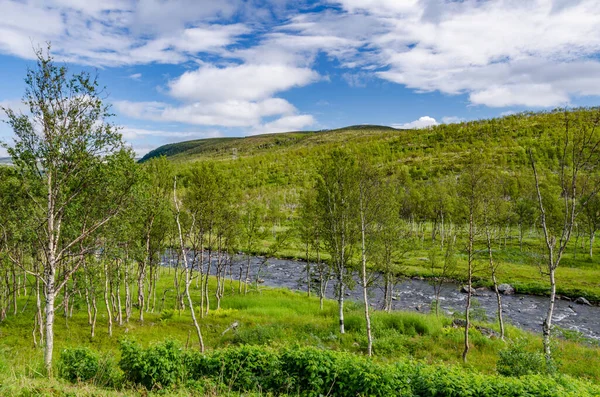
[[460, 285, 476, 294], [575, 297, 592, 306], [497, 283, 515, 295]]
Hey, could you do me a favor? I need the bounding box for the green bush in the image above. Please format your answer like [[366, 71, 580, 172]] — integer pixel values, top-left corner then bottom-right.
[[114, 340, 600, 396], [119, 339, 183, 390], [497, 338, 546, 377], [57, 347, 99, 383]]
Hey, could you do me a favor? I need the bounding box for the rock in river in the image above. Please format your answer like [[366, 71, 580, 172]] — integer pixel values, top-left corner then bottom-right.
[[498, 283, 515, 295], [575, 297, 592, 306], [460, 285, 476, 294]]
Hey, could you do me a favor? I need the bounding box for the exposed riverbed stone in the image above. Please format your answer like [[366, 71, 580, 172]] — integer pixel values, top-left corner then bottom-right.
[[575, 297, 592, 306], [460, 285, 476, 294], [498, 284, 515, 295]]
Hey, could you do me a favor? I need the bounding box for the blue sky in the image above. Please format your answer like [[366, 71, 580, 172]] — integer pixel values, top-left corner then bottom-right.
[[1, 0, 600, 156]]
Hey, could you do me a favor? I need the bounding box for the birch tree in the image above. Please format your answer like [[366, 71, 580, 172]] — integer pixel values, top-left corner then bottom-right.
[[315, 150, 358, 334], [528, 108, 600, 364], [1, 47, 137, 374]]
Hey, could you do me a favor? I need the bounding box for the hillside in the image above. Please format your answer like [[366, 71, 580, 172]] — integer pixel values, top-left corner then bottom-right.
[[139, 125, 402, 163], [139, 112, 558, 178]]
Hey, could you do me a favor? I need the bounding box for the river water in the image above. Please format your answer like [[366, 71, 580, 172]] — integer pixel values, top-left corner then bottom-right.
[[164, 253, 600, 341]]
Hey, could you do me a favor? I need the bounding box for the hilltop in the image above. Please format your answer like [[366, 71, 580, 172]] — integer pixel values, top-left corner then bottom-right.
[[137, 111, 564, 179], [139, 124, 402, 162]]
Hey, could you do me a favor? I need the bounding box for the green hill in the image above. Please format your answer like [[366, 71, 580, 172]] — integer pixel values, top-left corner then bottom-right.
[[139, 125, 402, 163]]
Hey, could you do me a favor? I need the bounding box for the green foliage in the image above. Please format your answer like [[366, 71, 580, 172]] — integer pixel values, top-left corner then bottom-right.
[[371, 311, 445, 337], [231, 324, 284, 345], [119, 339, 184, 390], [497, 338, 546, 377], [57, 347, 99, 383], [115, 342, 600, 396]]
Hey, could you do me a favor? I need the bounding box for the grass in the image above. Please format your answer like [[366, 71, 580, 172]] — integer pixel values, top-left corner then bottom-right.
[[1, 267, 600, 395]]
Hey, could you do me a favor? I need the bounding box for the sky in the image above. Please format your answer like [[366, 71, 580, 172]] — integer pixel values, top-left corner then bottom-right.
[[1, 0, 600, 156]]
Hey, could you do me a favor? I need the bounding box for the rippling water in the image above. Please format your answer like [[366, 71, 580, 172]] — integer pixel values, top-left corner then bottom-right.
[[164, 252, 600, 341]]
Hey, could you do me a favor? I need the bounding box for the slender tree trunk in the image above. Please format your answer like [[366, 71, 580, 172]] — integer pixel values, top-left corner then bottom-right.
[[91, 293, 97, 338], [305, 242, 311, 297], [125, 259, 131, 323], [485, 226, 505, 340], [338, 274, 345, 334], [244, 253, 251, 295], [44, 265, 56, 375], [360, 209, 372, 356], [317, 247, 325, 310], [174, 177, 204, 351], [138, 225, 153, 322], [463, 210, 474, 363], [543, 264, 556, 361], [590, 230, 595, 259], [103, 262, 113, 337], [204, 236, 212, 316]]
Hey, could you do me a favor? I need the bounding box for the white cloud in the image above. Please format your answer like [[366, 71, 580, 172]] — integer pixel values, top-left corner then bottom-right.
[[341, 72, 368, 88], [168, 63, 320, 102], [120, 127, 211, 140], [441, 116, 464, 124], [3, 0, 599, 126], [129, 73, 142, 80], [293, 0, 600, 107], [255, 114, 315, 134], [392, 116, 438, 129], [0, 0, 249, 66], [114, 97, 309, 128]]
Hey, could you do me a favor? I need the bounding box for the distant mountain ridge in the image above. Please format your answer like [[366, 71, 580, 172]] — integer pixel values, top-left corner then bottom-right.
[[139, 124, 400, 162]]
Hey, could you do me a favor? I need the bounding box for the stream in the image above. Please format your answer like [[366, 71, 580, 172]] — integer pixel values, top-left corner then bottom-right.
[[163, 253, 600, 341]]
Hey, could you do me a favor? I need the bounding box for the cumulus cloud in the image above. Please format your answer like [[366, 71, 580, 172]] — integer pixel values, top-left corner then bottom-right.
[[441, 116, 464, 124], [114, 97, 311, 129], [255, 114, 316, 134], [393, 116, 438, 129], [168, 64, 320, 102], [0, 0, 249, 66], [296, 0, 600, 107], [2, 0, 599, 134]]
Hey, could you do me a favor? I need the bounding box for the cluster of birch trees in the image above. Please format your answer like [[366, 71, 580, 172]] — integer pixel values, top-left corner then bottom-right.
[[2, 48, 600, 375], [303, 109, 600, 363]]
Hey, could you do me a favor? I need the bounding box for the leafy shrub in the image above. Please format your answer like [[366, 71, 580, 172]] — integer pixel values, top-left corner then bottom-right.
[[497, 338, 545, 377], [119, 339, 183, 389], [373, 333, 407, 356], [114, 340, 600, 396], [160, 309, 174, 321], [185, 345, 282, 392], [58, 347, 99, 383]]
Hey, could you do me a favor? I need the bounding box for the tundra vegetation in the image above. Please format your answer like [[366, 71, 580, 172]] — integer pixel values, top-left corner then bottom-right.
[[2, 49, 600, 395]]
